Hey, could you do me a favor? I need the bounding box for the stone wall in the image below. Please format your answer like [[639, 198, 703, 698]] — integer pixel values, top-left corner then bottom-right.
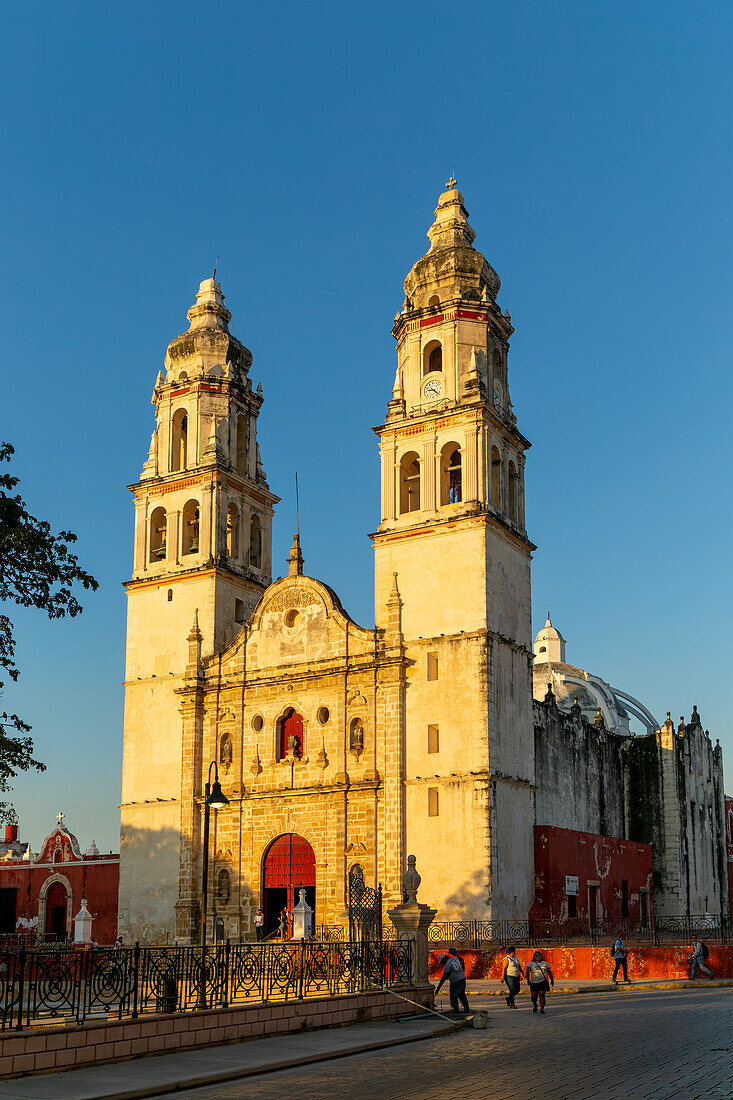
[[0, 987, 429, 1080], [533, 697, 729, 919]]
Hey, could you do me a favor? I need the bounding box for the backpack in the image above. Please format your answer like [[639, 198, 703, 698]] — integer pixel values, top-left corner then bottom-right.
[[701, 942, 709, 959], [609, 945, 615, 959]]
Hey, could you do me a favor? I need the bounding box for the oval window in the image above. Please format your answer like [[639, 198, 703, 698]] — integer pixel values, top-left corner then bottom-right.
[[317, 706, 330, 725], [251, 714, 264, 732]]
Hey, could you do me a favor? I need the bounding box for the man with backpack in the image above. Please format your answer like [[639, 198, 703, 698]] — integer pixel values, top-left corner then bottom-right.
[[690, 938, 714, 980], [611, 935, 629, 983]]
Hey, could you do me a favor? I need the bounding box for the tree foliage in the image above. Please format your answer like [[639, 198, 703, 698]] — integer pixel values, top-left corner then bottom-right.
[[0, 443, 98, 822]]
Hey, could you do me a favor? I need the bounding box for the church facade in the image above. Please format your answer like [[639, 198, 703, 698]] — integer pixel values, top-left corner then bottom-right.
[[119, 181, 536, 942], [118, 182, 729, 944]]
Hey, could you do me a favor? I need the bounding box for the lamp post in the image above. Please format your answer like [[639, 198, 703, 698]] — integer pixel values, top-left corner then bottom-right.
[[198, 761, 229, 1008], [200, 761, 230, 947]]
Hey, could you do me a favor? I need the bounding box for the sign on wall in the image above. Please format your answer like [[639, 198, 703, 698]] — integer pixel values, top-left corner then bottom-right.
[[565, 875, 579, 896]]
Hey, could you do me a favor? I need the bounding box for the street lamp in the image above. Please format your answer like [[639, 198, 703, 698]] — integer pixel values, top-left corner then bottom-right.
[[200, 761, 230, 949]]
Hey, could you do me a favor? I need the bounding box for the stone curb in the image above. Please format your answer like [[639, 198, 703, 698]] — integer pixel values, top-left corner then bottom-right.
[[64, 1018, 465, 1100], [465, 979, 733, 997]]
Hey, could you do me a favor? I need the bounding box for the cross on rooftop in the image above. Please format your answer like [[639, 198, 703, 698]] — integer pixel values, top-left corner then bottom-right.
[[56, 811, 65, 826], [446, 171, 458, 189]]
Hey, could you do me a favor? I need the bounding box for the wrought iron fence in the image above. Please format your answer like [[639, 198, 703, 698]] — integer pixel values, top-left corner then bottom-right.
[[313, 925, 345, 942], [426, 914, 732, 949], [0, 939, 411, 1032]]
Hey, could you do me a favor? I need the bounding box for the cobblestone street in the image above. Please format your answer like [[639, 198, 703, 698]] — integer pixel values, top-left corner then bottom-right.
[[167, 989, 733, 1100]]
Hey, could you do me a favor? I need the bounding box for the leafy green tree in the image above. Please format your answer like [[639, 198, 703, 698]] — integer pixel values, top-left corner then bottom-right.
[[0, 443, 98, 822]]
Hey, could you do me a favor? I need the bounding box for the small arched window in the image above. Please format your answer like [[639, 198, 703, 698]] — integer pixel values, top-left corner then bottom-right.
[[490, 446, 501, 510], [399, 452, 421, 513], [150, 507, 167, 562], [508, 461, 518, 523], [428, 295, 440, 308], [182, 499, 200, 555], [171, 409, 188, 472], [492, 347, 501, 376], [249, 513, 262, 569], [423, 340, 442, 375], [539, 646, 546, 653], [440, 443, 462, 505], [226, 503, 240, 558], [236, 414, 247, 477]]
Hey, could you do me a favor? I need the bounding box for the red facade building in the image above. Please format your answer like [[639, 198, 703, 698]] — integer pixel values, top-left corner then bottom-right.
[[0, 817, 119, 944], [531, 825, 653, 926]]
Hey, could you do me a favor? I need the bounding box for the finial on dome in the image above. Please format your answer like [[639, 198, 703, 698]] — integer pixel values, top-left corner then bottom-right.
[[446, 169, 458, 189]]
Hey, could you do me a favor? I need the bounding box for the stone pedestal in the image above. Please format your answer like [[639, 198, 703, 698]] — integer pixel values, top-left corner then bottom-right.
[[386, 855, 436, 1004], [73, 898, 93, 945], [292, 888, 314, 940]]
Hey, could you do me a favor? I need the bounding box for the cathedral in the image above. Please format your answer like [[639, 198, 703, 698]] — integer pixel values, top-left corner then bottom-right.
[[118, 182, 728, 944]]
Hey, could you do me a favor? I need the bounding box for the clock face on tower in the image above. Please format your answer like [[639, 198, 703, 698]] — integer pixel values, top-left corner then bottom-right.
[[423, 376, 442, 402]]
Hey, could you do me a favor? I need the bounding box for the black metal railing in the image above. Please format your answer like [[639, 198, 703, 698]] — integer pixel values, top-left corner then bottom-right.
[[0, 939, 412, 1032], [313, 925, 345, 942], [425, 914, 732, 949]]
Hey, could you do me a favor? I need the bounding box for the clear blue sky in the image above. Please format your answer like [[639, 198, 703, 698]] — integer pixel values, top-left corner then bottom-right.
[[2, 1, 731, 852]]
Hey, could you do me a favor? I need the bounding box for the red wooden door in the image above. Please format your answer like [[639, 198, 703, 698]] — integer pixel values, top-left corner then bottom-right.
[[263, 834, 315, 936]]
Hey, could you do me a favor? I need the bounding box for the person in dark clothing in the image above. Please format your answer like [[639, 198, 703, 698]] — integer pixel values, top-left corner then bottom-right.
[[435, 947, 470, 1014]]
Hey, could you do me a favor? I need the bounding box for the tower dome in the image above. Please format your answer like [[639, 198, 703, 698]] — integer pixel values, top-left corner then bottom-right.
[[533, 614, 566, 664], [401, 177, 501, 311]]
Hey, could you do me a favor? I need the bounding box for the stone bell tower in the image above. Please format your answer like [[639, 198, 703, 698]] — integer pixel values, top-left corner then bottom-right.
[[118, 277, 278, 941], [372, 180, 535, 920]]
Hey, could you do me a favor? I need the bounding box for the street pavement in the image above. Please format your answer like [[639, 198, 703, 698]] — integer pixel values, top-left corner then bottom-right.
[[166, 988, 733, 1100]]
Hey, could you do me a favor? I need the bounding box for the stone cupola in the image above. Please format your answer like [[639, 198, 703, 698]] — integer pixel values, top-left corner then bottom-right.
[[401, 177, 501, 311]]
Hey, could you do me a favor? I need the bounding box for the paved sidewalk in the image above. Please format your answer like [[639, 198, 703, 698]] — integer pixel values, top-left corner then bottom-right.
[[461, 976, 733, 999], [0, 1016, 459, 1100]]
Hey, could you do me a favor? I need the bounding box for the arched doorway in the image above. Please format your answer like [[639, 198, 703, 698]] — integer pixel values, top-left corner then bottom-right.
[[44, 883, 68, 940], [262, 834, 315, 938]]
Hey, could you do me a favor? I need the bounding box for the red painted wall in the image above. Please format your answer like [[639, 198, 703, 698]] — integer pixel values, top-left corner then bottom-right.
[[430, 945, 733, 981], [532, 825, 653, 923]]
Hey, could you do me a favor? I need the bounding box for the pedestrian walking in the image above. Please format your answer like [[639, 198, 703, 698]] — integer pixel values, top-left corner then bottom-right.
[[254, 908, 264, 941], [435, 947, 470, 1014], [502, 947, 524, 1008], [114, 935, 124, 949], [526, 950, 554, 1014], [279, 908, 288, 941], [689, 938, 714, 980], [611, 935, 629, 983]]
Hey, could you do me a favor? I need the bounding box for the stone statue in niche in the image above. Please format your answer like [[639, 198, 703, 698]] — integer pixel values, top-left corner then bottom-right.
[[349, 720, 364, 758], [287, 731, 299, 758], [219, 735, 233, 772], [216, 870, 231, 904]]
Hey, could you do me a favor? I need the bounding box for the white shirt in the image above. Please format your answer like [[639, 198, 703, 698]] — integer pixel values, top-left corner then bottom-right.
[[613, 940, 627, 959], [254, 913, 264, 927], [526, 960, 551, 984], [504, 955, 521, 977]]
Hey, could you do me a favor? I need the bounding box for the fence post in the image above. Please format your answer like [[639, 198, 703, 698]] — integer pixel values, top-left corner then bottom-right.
[[222, 940, 230, 1008], [14, 945, 26, 1032], [131, 942, 141, 1019], [298, 941, 305, 1000]]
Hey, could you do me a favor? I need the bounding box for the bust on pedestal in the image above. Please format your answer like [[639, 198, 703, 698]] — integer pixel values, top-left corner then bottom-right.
[[386, 855, 436, 1005]]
